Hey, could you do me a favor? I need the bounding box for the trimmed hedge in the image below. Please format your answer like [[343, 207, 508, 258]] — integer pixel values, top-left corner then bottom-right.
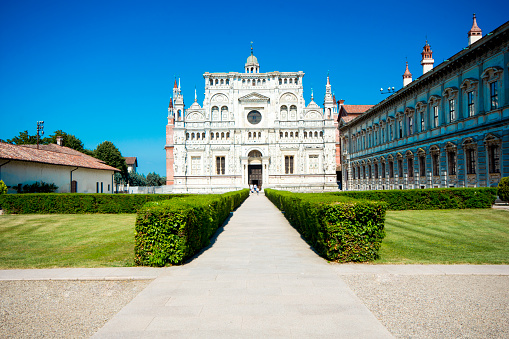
[[265, 189, 386, 262], [498, 177, 509, 202], [0, 193, 186, 214], [134, 189, 249, 266], [333, 187, 497, 210]]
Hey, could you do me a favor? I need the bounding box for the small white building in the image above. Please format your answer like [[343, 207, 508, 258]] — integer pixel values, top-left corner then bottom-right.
[[0, 142, 119, 193]]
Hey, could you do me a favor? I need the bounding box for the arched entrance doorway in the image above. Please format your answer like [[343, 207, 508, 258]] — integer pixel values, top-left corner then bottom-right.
[[248, 150, 262, 189]]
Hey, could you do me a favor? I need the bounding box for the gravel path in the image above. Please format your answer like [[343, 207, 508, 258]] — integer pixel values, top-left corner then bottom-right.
[[0, 280, 151, 338], [341, 274, 509, 338]]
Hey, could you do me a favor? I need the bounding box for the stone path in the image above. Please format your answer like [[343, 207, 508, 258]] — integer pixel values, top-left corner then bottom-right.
[[93, 193, 393, 338]]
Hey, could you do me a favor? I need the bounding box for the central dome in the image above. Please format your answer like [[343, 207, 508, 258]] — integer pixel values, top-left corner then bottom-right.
[[246, 54, 258, 65]]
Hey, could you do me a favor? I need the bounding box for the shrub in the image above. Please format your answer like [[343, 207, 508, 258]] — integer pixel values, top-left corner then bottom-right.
[[265, 189, 386, 262], [0, 193, 185, 214], [0, 180, 7, 195], [333, 187, 497, 210], [498, 177, 509, 202], [134, 189, 249, 266]]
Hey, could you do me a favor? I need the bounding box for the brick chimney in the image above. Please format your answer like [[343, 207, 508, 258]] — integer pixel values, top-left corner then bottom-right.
[[56, 136, 63, 146]]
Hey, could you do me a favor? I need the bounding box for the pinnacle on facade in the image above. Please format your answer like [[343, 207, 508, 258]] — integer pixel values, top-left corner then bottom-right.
[[174, 78, 178, 89], [403, 61, 412, 87], [421, 40, 434, 74], [468, 14, 482, 45]]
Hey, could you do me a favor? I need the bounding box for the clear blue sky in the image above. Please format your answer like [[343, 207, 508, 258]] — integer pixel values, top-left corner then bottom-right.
[[1, 0, 507, 176]]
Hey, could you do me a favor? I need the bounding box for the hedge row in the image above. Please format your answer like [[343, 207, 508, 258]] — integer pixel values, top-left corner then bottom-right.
[[265, 189, 387, 262], [134, 189, 249, 266], [0, 193, 186, 214], [333, 187, 497, 210]]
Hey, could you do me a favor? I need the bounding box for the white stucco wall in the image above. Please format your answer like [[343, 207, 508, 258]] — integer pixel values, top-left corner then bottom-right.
[[0, 160, 114, 193]]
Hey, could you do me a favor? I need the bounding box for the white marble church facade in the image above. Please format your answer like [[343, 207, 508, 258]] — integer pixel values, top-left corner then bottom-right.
[[165, 49, 338, 193]]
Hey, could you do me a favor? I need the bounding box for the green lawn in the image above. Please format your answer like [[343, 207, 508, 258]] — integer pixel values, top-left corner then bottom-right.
[[1, 209, 508, 268], [0, 214, 136, 268], [377, 209, 509, 264]]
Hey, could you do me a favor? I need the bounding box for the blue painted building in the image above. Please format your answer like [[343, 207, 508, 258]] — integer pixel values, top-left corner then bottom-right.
[[339, 17, 509, 190]]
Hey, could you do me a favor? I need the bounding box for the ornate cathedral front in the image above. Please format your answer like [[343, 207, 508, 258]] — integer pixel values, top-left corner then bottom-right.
[[165, 49, 338, 193]]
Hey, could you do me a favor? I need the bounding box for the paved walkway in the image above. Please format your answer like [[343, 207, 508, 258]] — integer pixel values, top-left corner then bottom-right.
[[93, 194, 393, 338], [1, 194, 507, 338]]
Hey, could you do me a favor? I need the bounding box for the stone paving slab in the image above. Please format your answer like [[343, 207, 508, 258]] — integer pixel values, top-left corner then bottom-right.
[[93, 194, 394, 338]]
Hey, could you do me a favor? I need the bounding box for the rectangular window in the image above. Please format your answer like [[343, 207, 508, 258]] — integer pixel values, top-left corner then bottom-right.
[[490, 81, 498, 110], [432, 153, 439, 176], [419, 156, 426, 176], [381, 129, 384, 143], [449, 99, 456, 121], [433, 106, 439, 128], [466, 149, 476, 174], [389, 124, 393, 140], [448, 152, 457, 175], [399, 121, 403, 138], [216, 156, 225, 175], [381, 163, 386, 178], [368, 165, 372, 179], [309, 155, 319, 174], [96, 182, 99, 193], [408, 117, 413, 135], [398, 159, 403, 178], [374, 164, 379, 179], [467, 91, 475, 117], [488, 145, 500, 173], [285, 155, 294, 174], [408, 158, 414, 177], [191, 156, 201, 175], [101, 182, 103, 193], [421, 115, 425, 131], [389, 161, 394, 178]]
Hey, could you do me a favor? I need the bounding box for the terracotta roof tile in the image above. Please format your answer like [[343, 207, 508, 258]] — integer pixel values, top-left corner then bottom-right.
[[124, 157, 137, 166], [0, 142, 119, 171], [342, 105, 374, 113]]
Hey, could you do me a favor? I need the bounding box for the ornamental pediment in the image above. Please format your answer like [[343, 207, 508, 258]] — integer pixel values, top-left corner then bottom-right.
[[239, 92, 270, 103]]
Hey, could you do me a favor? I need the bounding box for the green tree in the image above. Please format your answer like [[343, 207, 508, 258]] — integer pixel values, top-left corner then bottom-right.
[[128, 172, 147, 186], [93, 141, 127, 179], [6, 130, 37, 145], [44, 130, 85, 152], [146, 172, 165, 186]]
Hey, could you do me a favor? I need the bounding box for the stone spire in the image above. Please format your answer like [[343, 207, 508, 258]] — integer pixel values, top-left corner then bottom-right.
[[468, 14, 482, 45], [421, 40, 434, 74], [403, 61, 412, 87], [324, 72, 335, 119]]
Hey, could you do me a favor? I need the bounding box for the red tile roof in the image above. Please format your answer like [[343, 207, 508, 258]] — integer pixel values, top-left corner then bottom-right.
[[342, 105, 374, 114], [124, 157, 137, 166], [0, 142, 119, 171]]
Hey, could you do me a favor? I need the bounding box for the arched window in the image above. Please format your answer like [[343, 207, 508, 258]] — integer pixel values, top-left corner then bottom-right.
[[285, 132, 288, 138], [290, 132, 293, 138], [191, 133, 195, 140], [284, 79, 287, 84], [226, 132, 230, 139], [280, 105, 288, 113], [221, 132, 225, 139], [212, 106, 219, 117], [211, 133, 214, 140], [295, 132, 298, 138], [209, 79, 213, 85], [197, 133, 200, 140], [279, 79, 282, 85], [216, 132, 219, 139], [220, 79, 224, 84], [186, 133, 189, 140], [258, 132, 261, 138], [280, 132, 283, 138], [249, 132, 252, 138], [320, 131, 323, 137], [290, 105, 297, 115], [304, 131, 307, 138], [215, 79, 218, 85], [202, 132, 205, 139], [252, 80, 255, 86], [314, 131, 318, 138]]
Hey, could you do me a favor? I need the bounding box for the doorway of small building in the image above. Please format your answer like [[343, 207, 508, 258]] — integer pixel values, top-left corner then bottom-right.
[[248, 165, 262, 189]]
